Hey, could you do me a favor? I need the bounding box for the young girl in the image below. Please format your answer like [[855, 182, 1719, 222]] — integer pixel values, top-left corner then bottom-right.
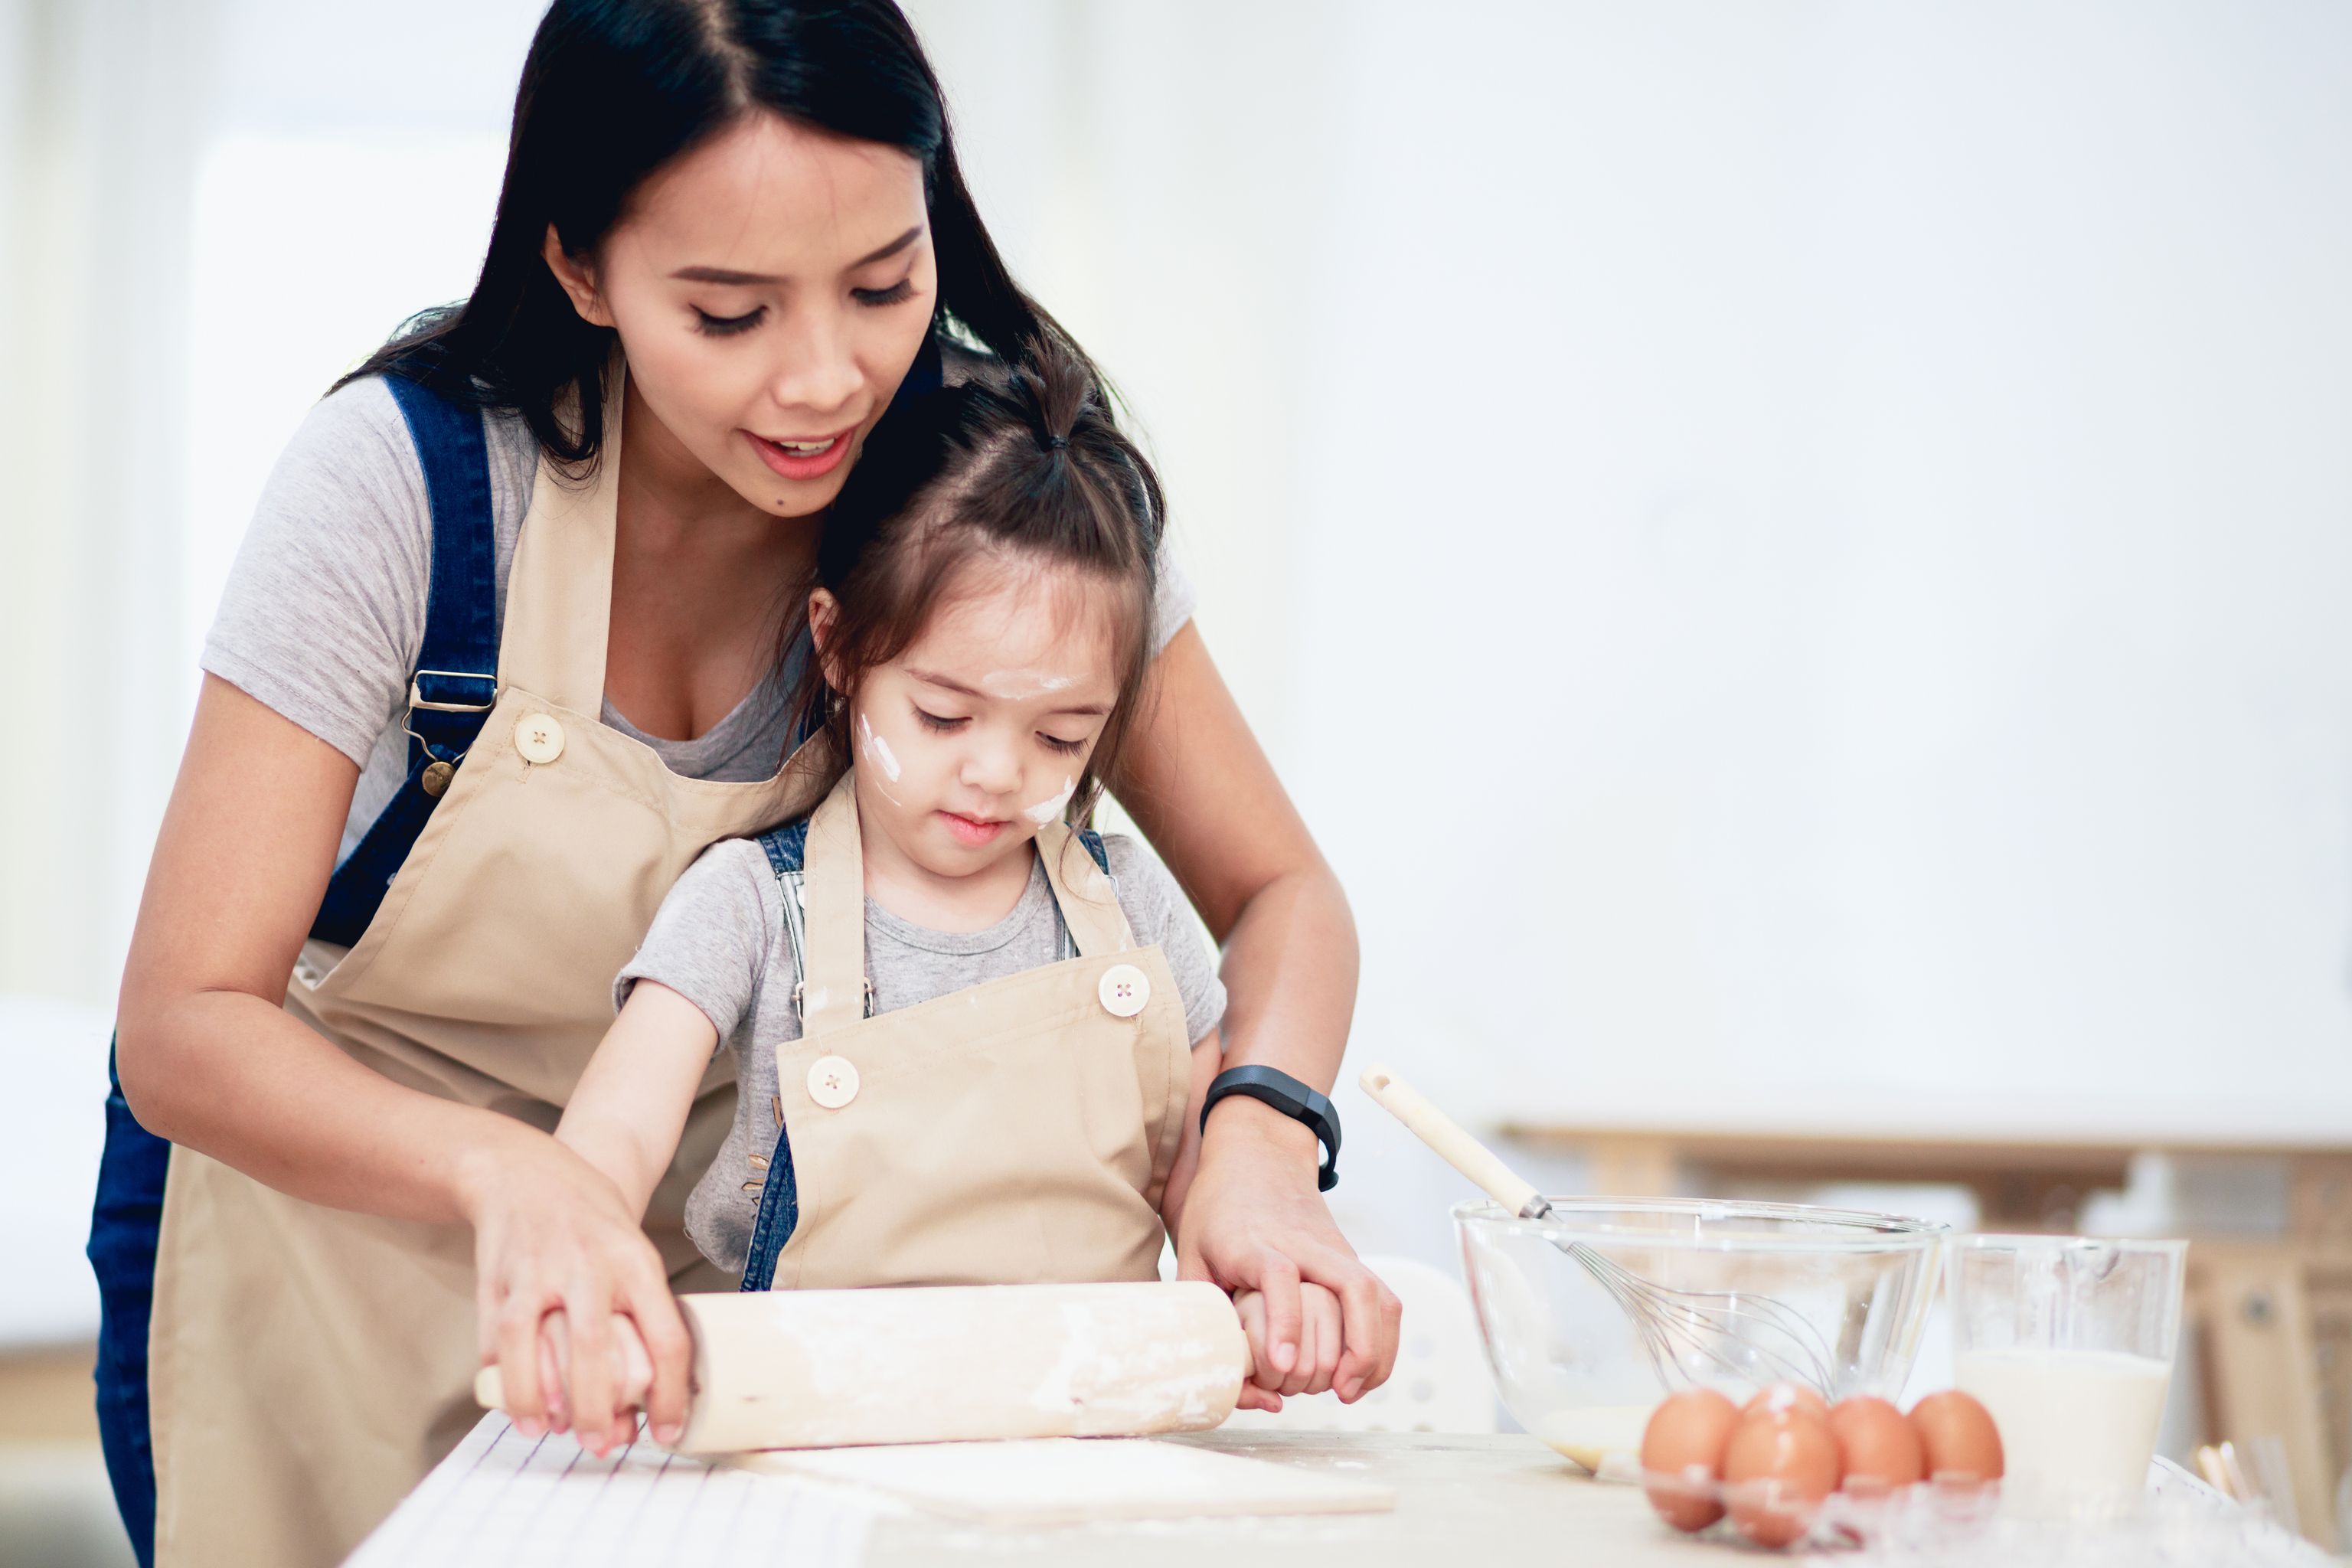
[[543, 340, 1332, 1429]]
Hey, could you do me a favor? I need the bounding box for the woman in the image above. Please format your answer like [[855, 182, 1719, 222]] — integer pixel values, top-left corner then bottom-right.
[[90, 3, 1395, 1566]]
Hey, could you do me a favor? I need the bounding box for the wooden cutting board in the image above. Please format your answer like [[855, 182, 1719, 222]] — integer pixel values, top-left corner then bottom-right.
[[729, 1436, 1396, 1526]]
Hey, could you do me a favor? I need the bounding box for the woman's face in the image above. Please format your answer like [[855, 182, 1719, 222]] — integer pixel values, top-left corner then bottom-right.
[[546, 111, 937, 518]]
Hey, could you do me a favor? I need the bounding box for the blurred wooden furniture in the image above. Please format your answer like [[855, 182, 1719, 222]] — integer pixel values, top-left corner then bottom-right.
[[1501, 1124, 2351, 1235], [2188, 1240, 2352, 1549], [1502, 1123, 2352, 1550], [0, 1344, 100, 1444]]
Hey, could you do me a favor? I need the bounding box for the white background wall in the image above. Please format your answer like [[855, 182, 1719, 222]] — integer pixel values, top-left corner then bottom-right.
[[920, 2, 2352, 1265], [4, 2, 2351, 1290]]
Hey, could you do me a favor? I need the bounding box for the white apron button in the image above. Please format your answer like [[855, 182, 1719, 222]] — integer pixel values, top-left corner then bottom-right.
[[807, 1055, 860, 1109], [515, 714, 566, 765], [1098, 963, 1151, 1018]]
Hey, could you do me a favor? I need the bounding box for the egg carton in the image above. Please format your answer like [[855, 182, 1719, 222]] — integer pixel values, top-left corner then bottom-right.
[[1642, 1473, 2331, 1564], [1640, 1468, 2001, 1553]]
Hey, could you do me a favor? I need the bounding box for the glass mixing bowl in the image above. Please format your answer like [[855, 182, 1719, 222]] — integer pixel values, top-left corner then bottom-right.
[[1455, 1197, 1946, 1473]]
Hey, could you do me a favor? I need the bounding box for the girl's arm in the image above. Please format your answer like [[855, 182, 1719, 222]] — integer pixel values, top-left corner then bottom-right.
[[1113, 624, 1403, 1403], [554, 982, 717, 1218], [116, 675, 694, 1455], [534, 982, 716, 1432]]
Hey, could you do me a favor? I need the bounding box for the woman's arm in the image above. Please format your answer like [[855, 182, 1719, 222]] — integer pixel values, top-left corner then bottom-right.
[[118, 675, 505, 1216], [1112, 624, 1401, 1401], [1161, 1024, 1342, 1413], [1156, 1027, 1223, 1240], [115, 675, 692, 1454], [554, 982, 717, 1218]]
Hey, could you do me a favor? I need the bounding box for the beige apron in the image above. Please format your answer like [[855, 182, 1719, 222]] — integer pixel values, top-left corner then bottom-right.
[[760, 771, 1193, 1292], [146, 389, 835, 1568]]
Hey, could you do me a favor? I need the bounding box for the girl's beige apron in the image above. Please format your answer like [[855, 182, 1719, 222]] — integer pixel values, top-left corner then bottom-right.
[[753, 770, 1193, 1293], [145, 395, 833, 1568]]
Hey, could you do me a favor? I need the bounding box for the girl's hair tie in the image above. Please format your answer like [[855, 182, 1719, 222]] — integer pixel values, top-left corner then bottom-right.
[[1045, 433, 1069, 451]]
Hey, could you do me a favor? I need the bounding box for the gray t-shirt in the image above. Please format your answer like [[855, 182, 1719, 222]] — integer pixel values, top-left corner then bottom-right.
[[616, 832, 1227, 1274], [201, 375, 1199, 857]]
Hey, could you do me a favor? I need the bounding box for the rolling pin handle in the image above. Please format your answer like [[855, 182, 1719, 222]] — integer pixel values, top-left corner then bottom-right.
[[475, 1365, 505, 1411]]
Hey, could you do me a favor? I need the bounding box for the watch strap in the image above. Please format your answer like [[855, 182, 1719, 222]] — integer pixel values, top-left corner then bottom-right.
[[1201, 1065, 1341, 1193]]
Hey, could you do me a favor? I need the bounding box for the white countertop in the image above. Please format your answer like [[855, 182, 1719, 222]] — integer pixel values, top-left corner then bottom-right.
[[349, 1416, 2328, 1568]]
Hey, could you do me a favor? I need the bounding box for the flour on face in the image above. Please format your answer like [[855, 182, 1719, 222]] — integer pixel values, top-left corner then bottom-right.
[[980, 668, 1080, 701], [1023, 776, 1076, 827], [860, 711, 903, 782]]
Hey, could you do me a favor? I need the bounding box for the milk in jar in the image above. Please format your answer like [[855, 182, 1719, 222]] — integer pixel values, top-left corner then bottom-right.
[[1953, 1346, 2172, 1513]]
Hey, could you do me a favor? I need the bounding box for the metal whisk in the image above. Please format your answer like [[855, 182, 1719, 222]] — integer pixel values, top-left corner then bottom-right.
[[1361, 1066, 1838, 1398]]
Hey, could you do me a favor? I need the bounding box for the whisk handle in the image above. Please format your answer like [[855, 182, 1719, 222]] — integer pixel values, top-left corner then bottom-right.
[[1359, 1064, 1546, 1219]]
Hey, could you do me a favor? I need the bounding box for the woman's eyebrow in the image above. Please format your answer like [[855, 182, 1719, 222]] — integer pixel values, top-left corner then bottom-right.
[[669, 226, 925, 285]]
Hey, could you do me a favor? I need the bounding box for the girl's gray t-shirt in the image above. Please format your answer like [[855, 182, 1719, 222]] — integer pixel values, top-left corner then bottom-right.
[[200, 376, 1199, 858], [617, 831, 1227, 1274]]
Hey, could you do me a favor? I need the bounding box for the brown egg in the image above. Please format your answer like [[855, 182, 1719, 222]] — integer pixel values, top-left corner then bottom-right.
[[1909, 1390, 2004, 1485], [1742, 1382, 1830, 1420], [1828, 1396, 1924, 1494], [1639, 1389, 1741, 1532], [1723, 1406, 1841, 1548]]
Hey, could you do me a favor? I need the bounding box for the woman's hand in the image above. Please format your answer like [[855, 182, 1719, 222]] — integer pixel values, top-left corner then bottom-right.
[[459, 1134, 691, 1456], [1176, 1098, 1402, 1406]]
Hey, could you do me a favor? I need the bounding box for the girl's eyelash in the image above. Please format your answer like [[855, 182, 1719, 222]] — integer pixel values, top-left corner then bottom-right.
[[693, 306, 766, 336], [914, 707, 965, 732], [854, 279, 916, 307], [1040, 734, 1087, 756]]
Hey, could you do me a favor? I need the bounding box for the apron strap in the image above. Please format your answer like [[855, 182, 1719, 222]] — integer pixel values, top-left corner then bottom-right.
[[495, 362, 620, 714], [1035, 822, 1137, 959], [309, 373, 498, 947], [1052, 828, 1116, 962], [795, 769, 1137, 1031], [796, 770, 871, 1035]]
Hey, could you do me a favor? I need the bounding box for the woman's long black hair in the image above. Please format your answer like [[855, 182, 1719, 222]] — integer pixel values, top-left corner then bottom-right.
[[338, 0, 1078, 469]]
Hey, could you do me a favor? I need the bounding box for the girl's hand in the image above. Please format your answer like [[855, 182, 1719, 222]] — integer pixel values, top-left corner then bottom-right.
[[535, 1309, 658, 1436], [459, 1135, 692, 1455], [1233, 1283, 1344, 1410], [1177, 1099, 1403, 1406]]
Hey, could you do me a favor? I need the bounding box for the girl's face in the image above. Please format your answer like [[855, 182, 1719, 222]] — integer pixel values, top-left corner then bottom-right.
[[544, 111, 937, 518], [821, 560, 1125, 884]]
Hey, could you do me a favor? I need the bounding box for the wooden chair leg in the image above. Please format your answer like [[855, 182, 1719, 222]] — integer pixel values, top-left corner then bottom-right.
[[2193, 1248, 2338, 1550]]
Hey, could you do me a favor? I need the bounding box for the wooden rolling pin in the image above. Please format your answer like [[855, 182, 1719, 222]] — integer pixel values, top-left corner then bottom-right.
[[474, 1280, 1248, 1454]]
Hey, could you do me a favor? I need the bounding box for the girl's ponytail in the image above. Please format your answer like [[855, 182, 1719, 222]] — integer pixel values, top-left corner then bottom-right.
[[1002, 336, 1164, 560], [1012, 337, 1092, 459]]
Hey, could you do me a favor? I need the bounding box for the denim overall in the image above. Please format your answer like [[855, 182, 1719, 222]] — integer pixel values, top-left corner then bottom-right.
[[87, 341, 938, 1568]]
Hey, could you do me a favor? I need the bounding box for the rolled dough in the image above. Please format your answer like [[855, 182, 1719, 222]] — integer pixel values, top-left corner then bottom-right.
[[730, 1437, 1396, 1526]]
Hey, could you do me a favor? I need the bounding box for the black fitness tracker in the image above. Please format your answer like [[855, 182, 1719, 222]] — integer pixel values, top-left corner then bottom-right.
[[1200, 1066, 1341, 1192]]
